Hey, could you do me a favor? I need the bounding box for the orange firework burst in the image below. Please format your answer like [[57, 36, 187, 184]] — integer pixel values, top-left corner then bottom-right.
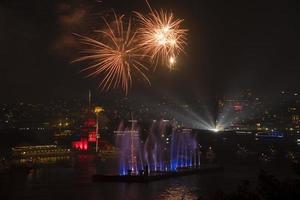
[[73, 13, 150, 95], [134, 1, 187, 68]]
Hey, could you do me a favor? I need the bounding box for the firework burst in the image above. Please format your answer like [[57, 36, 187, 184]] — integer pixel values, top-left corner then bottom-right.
[[73, 13, 150, 95], [134, 1, 187, 69]]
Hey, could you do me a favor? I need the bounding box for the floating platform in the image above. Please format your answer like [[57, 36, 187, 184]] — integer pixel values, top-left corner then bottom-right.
[[92, 164, 223, 183]]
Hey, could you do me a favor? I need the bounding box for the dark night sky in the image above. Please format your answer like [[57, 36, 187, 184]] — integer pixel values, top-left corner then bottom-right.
[[0, 0, 299, 102]]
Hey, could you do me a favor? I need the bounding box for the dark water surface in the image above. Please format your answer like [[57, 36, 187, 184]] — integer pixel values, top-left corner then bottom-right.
[[1, 154, 295, 200]]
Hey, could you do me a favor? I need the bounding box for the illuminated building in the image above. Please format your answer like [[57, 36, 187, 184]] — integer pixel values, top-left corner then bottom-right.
[[94, 106, 104, 152], [82, 118, 97, 142], [71, 117, 114, 152], [72, 138, 88, 151], [72, 118, 96, 151], [12, 145, 72, 165]]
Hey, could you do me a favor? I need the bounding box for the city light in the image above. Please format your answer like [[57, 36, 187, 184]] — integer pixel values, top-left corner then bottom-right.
[[94, 106, 104, 114], [210, 128, 219, 133]]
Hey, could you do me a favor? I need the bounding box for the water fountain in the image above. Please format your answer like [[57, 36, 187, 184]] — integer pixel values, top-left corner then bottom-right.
[[93, 119, 223, 182], [115, 120, 201, 175], [115, 120, 144, 175]]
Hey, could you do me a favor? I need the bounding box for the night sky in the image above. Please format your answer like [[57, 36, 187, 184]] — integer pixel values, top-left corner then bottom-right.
[[0, 0, 299, 102]]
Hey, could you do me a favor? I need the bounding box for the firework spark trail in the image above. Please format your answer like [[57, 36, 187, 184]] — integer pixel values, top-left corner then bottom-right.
[[73, 13, 150, 95], [134, 1, 187, 69]]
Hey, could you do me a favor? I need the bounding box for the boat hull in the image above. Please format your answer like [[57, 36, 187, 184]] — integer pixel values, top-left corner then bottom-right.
[[92, 165, 223, 183]]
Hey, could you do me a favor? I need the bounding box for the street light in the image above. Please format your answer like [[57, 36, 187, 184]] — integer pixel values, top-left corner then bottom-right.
[[94, 106, 104, 153]]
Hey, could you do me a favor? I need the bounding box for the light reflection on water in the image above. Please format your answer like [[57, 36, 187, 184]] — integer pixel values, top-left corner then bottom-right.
[[158, 185, 198, 200]]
